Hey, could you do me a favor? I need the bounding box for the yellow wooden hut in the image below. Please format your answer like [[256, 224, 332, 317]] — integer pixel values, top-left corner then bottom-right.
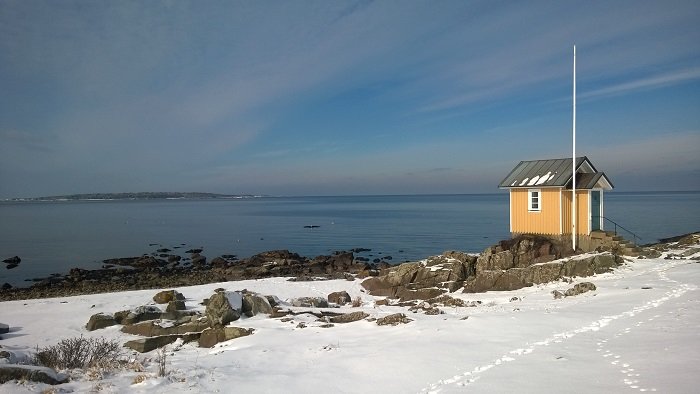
[[499, 156, 613, 246]]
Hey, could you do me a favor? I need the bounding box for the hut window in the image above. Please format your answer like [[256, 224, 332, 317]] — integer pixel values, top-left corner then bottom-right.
[[528, 189, 541, 212]]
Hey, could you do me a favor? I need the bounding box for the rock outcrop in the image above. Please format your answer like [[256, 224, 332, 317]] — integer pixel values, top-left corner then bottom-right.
[[361, 235, 621, 297], [361, 252, 476, 300], [463, 253, 621, 293]]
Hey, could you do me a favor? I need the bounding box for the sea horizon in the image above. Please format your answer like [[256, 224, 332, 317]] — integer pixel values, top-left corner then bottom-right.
[[4, 189, 700, 202]]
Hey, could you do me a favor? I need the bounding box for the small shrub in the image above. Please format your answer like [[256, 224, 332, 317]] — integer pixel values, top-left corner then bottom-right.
[[351, 296, 362, 307], [156, 347, 168, 377], [34, 335, 121, 370]]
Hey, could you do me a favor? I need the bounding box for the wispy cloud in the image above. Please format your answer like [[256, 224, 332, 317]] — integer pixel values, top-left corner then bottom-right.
[[580, 68, 700, 100]]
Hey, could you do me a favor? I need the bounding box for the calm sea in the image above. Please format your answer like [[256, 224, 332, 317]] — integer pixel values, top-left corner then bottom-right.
[[1, 192, 698, 286]]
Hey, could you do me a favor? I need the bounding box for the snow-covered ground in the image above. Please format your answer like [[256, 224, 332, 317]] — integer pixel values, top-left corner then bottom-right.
[[1, 244, 699, 393]]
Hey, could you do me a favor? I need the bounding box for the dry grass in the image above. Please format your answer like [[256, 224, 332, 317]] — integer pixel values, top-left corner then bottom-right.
[[351, 296, 362, 307], [132, 374, 149, 385]]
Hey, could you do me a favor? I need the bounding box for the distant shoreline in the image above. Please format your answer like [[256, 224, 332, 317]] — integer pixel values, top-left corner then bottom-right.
[[3, 192, 266, 202]]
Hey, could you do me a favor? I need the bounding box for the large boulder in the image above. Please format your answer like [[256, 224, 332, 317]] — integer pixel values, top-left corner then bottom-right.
[[241, 291, 273, 317], [205, 291, 242, 327], [327, 291, 352, 305], [85, 313, 117, 331], [199, 327, 254, 348]]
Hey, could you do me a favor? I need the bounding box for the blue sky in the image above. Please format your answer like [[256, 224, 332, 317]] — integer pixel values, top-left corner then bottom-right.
[[1, 0, 698, 198]]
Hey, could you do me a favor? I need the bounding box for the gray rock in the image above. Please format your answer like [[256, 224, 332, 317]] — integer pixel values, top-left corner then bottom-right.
[[290, 297, 329, 308], [396, 287, 446, 302], [123, 333, 201, 353], [361, 252, 476, 299], [2, 256, 20, 265], [166, 300, 187, 312], [205, 291, 242, 327], [376, 313, 412, 326], [191, 254, 207, 266], [327, 291, 352, 305], [153, 290, 185, 304], [552, 290, 565, 299], [119, 305, 163, 325], [241, 292, 273, 317], [199, 326, 254, 348], [0, 349, 13, 362], [0, 365, 69, 385], [329, 311, 369, 324], [85, 313, 117, 331], [121, 320, 209, 337], [565, 282, 597, 297]]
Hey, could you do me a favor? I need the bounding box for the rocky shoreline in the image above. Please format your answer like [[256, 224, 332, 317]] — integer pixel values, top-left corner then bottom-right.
[[0, 248, 391, 301], [1, 233, 697, 302]]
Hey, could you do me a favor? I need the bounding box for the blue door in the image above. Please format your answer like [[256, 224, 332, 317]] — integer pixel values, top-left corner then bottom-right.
[[591, 191, 601, 231]]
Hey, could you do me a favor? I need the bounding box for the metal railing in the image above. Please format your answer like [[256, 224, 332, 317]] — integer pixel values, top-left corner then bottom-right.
[[592, 216, 642, 246]]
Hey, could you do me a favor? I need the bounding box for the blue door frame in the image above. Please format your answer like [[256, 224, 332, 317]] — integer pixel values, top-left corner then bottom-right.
[[591, 190, 601, 231]]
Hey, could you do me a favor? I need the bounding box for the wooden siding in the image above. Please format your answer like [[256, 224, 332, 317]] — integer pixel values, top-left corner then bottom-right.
[[561, 190, 590, 235], [510, 189, 561, 235]]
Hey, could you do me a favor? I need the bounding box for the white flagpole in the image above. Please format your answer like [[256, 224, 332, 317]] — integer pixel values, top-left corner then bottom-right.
[[572, 45, 577, 251]]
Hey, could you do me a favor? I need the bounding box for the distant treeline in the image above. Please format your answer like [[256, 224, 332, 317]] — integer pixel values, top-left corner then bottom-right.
[[10, 192, 261, 201]]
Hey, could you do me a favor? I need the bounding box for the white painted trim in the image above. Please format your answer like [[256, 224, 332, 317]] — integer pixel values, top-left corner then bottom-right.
[[528, 189, 541, 212], [559, 188, 563, 234], [587, 190, 591, 235], [509, 190, 513, 233], [600, 189, 604, 231]]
